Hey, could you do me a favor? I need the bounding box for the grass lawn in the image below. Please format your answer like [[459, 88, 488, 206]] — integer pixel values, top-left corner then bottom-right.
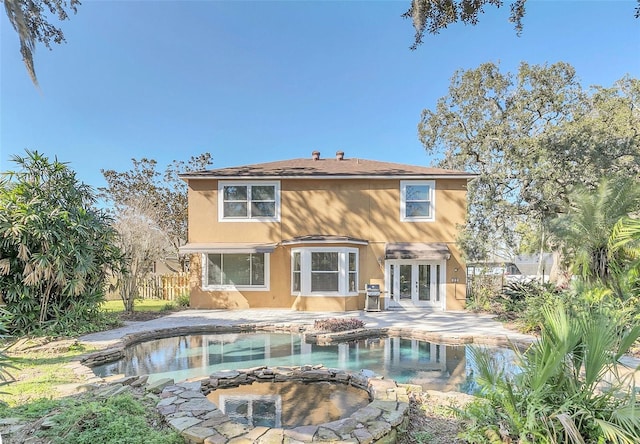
[[0, 339, 183, 443], [101, 299, 175, 313], [0, 341, 96, 410]]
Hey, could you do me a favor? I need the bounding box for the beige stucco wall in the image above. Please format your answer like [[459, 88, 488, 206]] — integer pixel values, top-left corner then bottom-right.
[[187, 178, 469, 311]]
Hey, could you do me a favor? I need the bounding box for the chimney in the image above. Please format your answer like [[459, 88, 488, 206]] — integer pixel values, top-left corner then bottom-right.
[[336, 151, 344, 161], [312, 150, 320, 160]]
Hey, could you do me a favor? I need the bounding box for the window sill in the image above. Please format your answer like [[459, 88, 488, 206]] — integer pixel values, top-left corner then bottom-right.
[[218, 217, 280, 223], [400, 217, 435, 223], [204, 286, 270, 292]]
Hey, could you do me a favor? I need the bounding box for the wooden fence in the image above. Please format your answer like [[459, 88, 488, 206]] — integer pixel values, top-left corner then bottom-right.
[[138, 272, 189, 300]]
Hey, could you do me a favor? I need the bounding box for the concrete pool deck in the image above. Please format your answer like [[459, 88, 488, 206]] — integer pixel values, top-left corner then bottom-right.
[[79, 308, 537, 347]]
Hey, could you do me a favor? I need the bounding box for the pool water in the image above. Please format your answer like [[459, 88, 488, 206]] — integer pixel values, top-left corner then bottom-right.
[[208, 380, 371, 428], [92, 332, 515, 393]]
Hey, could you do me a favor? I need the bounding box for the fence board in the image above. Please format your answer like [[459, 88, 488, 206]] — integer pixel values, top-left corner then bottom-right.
[[138, 272, 189, 300]]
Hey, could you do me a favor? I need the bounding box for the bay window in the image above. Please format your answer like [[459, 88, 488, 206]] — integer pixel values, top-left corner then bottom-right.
[[291, 248, 358, 296]]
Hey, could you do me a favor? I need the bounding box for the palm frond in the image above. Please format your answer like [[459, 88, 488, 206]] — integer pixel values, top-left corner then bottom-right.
[[554, 412, 586, 444], [593, 418, 639, 444]]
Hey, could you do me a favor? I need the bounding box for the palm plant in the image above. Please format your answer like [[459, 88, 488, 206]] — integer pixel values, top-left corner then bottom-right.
[[609, 216, 640, 327], [0, 314, 17, 395], [0, 150, 123, 334], [610, 216, 640, 279], [550, 177, 640, 285], [459, 302, 640, 443]]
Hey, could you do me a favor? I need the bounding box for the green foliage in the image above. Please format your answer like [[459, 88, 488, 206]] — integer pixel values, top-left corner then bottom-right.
[[458, 304, 640, 443], [550, 177, 640, 284], [175, 293, 190, 307], [499, 281, 564, 332], [411, 430, 435, 443], [466, 275, 503, 312], [36, 309, 121, 337], [0, 342, 96, 408], [0, 150, 123, 335], [421, 63, 640, 260], [404, 0, 527, 49], [0, 318, 16, 391], [101, 154, 212, 272], [610, 216, 640, 302], [39, 393, 183, 444], [3, 393, 183, 444], [3, 0, 80, 85], [161, 301, 176, 311], [0, 396, 61, 419]]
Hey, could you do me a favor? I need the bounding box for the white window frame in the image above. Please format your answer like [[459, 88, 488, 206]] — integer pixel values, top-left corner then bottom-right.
[[218, 180, 281, 222], [290, 247, 359, 297], [400, 180, 435, 222], [202, 253, 270, 291]]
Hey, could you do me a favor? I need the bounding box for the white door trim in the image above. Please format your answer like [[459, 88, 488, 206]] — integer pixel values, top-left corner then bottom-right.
[[384, 259, 446, 310]]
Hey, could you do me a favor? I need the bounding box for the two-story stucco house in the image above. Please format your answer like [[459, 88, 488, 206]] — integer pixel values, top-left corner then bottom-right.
[[179, 151, 474, 312]]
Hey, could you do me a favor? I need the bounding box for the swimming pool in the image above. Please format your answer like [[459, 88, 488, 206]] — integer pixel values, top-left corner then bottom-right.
[[93, 332, 515, 393]]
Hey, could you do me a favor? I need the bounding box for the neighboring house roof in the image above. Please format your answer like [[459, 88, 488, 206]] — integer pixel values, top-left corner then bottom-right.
[[180, 151, 475, 180]]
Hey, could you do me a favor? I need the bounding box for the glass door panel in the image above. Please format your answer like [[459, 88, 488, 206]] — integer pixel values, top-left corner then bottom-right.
[[417, 264, 431, 301], [399, 264, 412, 299]]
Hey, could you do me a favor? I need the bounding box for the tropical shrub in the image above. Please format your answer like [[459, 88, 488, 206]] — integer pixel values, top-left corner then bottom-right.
[[500, 281, 564, 332], [175, 292, 190, 308], [466, 274, 503, 312], [0, 317, 16, 392], [0, 150, 123, 335], [458, 303, 640, 443]]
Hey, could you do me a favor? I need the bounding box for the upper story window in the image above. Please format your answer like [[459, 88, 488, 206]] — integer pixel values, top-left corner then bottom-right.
[[218, 181, 280, 222], [400, 180, 435, 222]]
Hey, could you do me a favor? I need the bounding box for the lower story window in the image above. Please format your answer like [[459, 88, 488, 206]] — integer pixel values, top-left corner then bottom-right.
[[204, 253, 268, 290], [291, 248, 358, 296], [311, 252, 339, 291]]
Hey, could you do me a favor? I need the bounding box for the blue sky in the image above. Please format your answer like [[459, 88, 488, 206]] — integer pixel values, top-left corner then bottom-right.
[[1, 0, 639, 189]]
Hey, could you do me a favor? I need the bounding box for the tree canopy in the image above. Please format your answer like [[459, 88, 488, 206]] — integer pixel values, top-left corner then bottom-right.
[[405, 0, 640, 49], [3, 0, 80, 86], [112, 198, 173, 313], [100, 153, 212, 272], [419, 62, 640, 260]]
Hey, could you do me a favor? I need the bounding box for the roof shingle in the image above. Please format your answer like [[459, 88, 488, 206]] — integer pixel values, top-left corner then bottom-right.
[[180, 155, 474, 179]]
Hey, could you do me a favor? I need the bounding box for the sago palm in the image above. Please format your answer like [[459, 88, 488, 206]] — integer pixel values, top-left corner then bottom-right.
[[609, 216, 640, 315], [550, 177, 640, 284]]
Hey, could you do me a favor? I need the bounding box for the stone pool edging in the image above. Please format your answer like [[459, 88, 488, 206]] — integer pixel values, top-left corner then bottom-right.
[[155, 365, 410, 444], [75, 324, 533, 442]]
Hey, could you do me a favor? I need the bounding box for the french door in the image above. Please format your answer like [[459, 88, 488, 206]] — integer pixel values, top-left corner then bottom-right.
[[387, 260, 443, 308]]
